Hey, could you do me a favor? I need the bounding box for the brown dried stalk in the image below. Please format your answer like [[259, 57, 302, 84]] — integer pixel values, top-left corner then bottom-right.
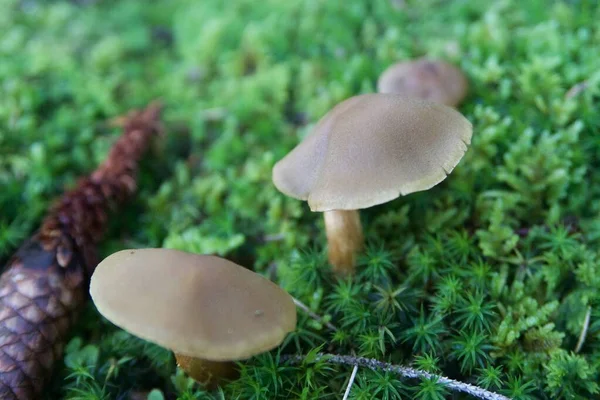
[[0, 102, 163, 400]]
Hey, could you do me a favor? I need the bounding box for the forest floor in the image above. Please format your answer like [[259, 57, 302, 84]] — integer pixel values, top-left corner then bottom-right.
[[1, 0, 600, 399]]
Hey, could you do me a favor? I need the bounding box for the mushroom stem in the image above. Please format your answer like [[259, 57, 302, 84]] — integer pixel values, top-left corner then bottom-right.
[[323, 210, 364, 276], [175, 353, 238, 389]]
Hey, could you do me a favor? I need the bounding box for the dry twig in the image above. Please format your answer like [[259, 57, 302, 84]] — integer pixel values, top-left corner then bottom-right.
[[283, 353, 511, 400]]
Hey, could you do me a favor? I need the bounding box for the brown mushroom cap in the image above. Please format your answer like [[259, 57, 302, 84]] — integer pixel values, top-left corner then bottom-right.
[[377, 58, 468, 107], [272, 93, 472, 212], [89, 248, 297, 361]]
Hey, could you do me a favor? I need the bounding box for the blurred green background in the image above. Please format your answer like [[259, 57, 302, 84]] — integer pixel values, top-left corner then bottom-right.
[[1, 0, 600, 398]]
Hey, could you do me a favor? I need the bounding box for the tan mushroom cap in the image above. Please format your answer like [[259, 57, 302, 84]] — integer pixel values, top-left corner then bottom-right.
[[89, 248, 297, 361], [377, 58, 468, 107], [272, 93, 472, 212]]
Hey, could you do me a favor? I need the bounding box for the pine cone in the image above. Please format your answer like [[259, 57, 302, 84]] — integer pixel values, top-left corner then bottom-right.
[[0, 102, 163, 399]]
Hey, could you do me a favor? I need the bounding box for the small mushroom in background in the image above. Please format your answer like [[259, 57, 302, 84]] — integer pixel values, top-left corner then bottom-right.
[[272, 93, 472, 277], [89, 248, 297, 388], [377, 58, 469, 107]]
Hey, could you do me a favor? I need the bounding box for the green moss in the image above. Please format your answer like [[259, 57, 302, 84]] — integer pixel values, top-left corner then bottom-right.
[[2, 0, 600, 399]]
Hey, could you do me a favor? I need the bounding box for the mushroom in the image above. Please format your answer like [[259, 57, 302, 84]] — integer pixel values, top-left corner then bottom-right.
[[272, 93, 472, 276], [377, 58, 469, 107], [89, 248, 297, 388]]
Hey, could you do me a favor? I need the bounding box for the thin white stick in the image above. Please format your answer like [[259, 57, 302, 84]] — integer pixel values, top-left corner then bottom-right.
[[565, 80, 589, 98], [292, 297, 338, 331], [263, 233, 285, 242], [575, 306, 592, 353], [342, 365, 359, 400], [283, 353, 510, 400]]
